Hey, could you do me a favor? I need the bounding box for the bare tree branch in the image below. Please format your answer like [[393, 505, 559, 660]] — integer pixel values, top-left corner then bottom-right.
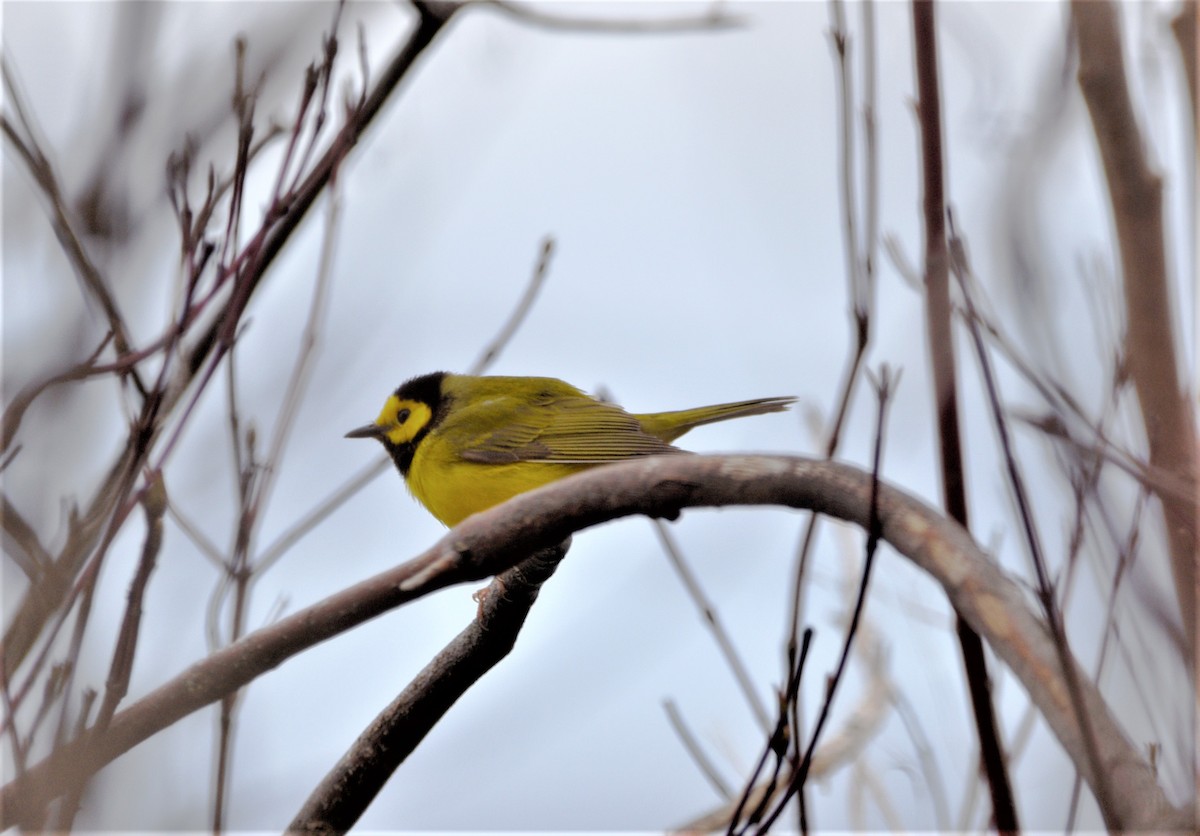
[[654, 519, 771, 733], [680, 502, 896, 833], [288, 542, 568, 832], [54, 473, 166, 830], [477, 0, 744, 34], [950, 212, 1114, 827], [911, 3, 1017, 828], [664, 698, 735, 804], [757, 367, 895, 832], [468, 236, 556, 375], [180, 1, 456, 388], [1, 63, 144, 396], [1, 454, 1184, 831], [1, 0, 457, 690], [1072, 0, 1198, 660], [785, 4, 881, 803]]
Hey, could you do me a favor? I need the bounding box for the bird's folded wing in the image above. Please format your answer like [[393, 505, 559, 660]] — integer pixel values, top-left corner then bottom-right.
[[457, 395, 680, 464]]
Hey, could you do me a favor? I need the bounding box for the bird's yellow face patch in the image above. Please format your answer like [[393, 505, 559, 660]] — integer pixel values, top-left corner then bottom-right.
[[374, 395, 432, 446]]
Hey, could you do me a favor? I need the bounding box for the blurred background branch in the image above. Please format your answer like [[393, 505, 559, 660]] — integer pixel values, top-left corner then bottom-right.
[[1072, 0, 1197, 661], [1, 0, 1192, 830]]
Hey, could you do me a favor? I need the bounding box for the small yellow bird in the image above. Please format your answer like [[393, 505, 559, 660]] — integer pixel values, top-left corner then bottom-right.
[[347, 372, 794, 527]]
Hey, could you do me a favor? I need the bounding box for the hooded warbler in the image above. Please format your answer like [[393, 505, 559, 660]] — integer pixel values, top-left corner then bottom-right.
[[346, 372, 794, 527]]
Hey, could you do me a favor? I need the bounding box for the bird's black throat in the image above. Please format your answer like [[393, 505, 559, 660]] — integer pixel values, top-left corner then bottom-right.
[[386, 440, 417, 476]]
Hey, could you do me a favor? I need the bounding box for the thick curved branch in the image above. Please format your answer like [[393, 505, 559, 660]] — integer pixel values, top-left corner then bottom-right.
[[0, 455, 1185, 830], [289, 543, 568, 833]]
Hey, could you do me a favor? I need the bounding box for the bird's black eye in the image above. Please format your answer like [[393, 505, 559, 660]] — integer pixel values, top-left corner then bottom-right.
[[397, 408, 410, 424]]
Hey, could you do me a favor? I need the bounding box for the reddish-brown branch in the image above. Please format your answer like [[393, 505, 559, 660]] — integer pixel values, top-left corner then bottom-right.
[[1072, 0, 1198, 662], [951, 216, 1116, 827], [0, 0, 456, 693], [0, 454, 1183, 831], [911, 3, 1018, 830], [0, 76, 144, 396], [183, 1, 454, 382], [94, 474, 167, 735], [2, 443, 142, 681]]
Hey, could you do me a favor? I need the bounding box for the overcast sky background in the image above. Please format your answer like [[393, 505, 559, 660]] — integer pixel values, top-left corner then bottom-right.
[[2, 0, 1194, 830]]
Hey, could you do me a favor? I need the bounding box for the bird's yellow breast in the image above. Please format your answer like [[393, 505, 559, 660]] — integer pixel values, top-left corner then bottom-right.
[[406, 432, 587, 527]]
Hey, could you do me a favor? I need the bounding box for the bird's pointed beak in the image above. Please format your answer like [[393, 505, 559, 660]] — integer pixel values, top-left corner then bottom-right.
[[345, 423, 386, 440]]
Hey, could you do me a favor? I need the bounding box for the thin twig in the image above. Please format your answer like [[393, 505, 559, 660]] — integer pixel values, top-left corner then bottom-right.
[[942, 257, 1188, 506], [48, 688, 96, 831], [181, 2, 455, 388], [0, 62, 145, 396], [0, 333, 115, 455], [663, 699, 734, 802], [0, 658, 27, 781], [2, 493, 54, 579], [211, 348, 259, 833], [892, 691, 951, 831], [53, 474, 166, 828], [757, 367, 896, 833], [911, 4, 1018, 829], [5, 443, 142, 686], [950, 215, 1114, 827], [859, 0, 878, 293], [152, 3, 454, 484], [785, 0, 879, 789], [256, 457, 392, 574], [47, 565, 101, 816], [852, 758, 904, 831], [654, 520, 771, 733], [251, 152, 344, 563], [209, 164, 347, 832], [681, 603, 890, 833], [165, 499, 226, 570], [829, 0, 862, 320], [726, 630, 813, 835], [478, 0, 744, 33], [787, 0, 872, 646], [93, 473, 167, 734], [469, 236, 556, 375], [1065, 485, 1149, 832]]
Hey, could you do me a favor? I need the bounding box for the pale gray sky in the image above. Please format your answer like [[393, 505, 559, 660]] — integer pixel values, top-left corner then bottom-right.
[[2, 1, 1193, 830]]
